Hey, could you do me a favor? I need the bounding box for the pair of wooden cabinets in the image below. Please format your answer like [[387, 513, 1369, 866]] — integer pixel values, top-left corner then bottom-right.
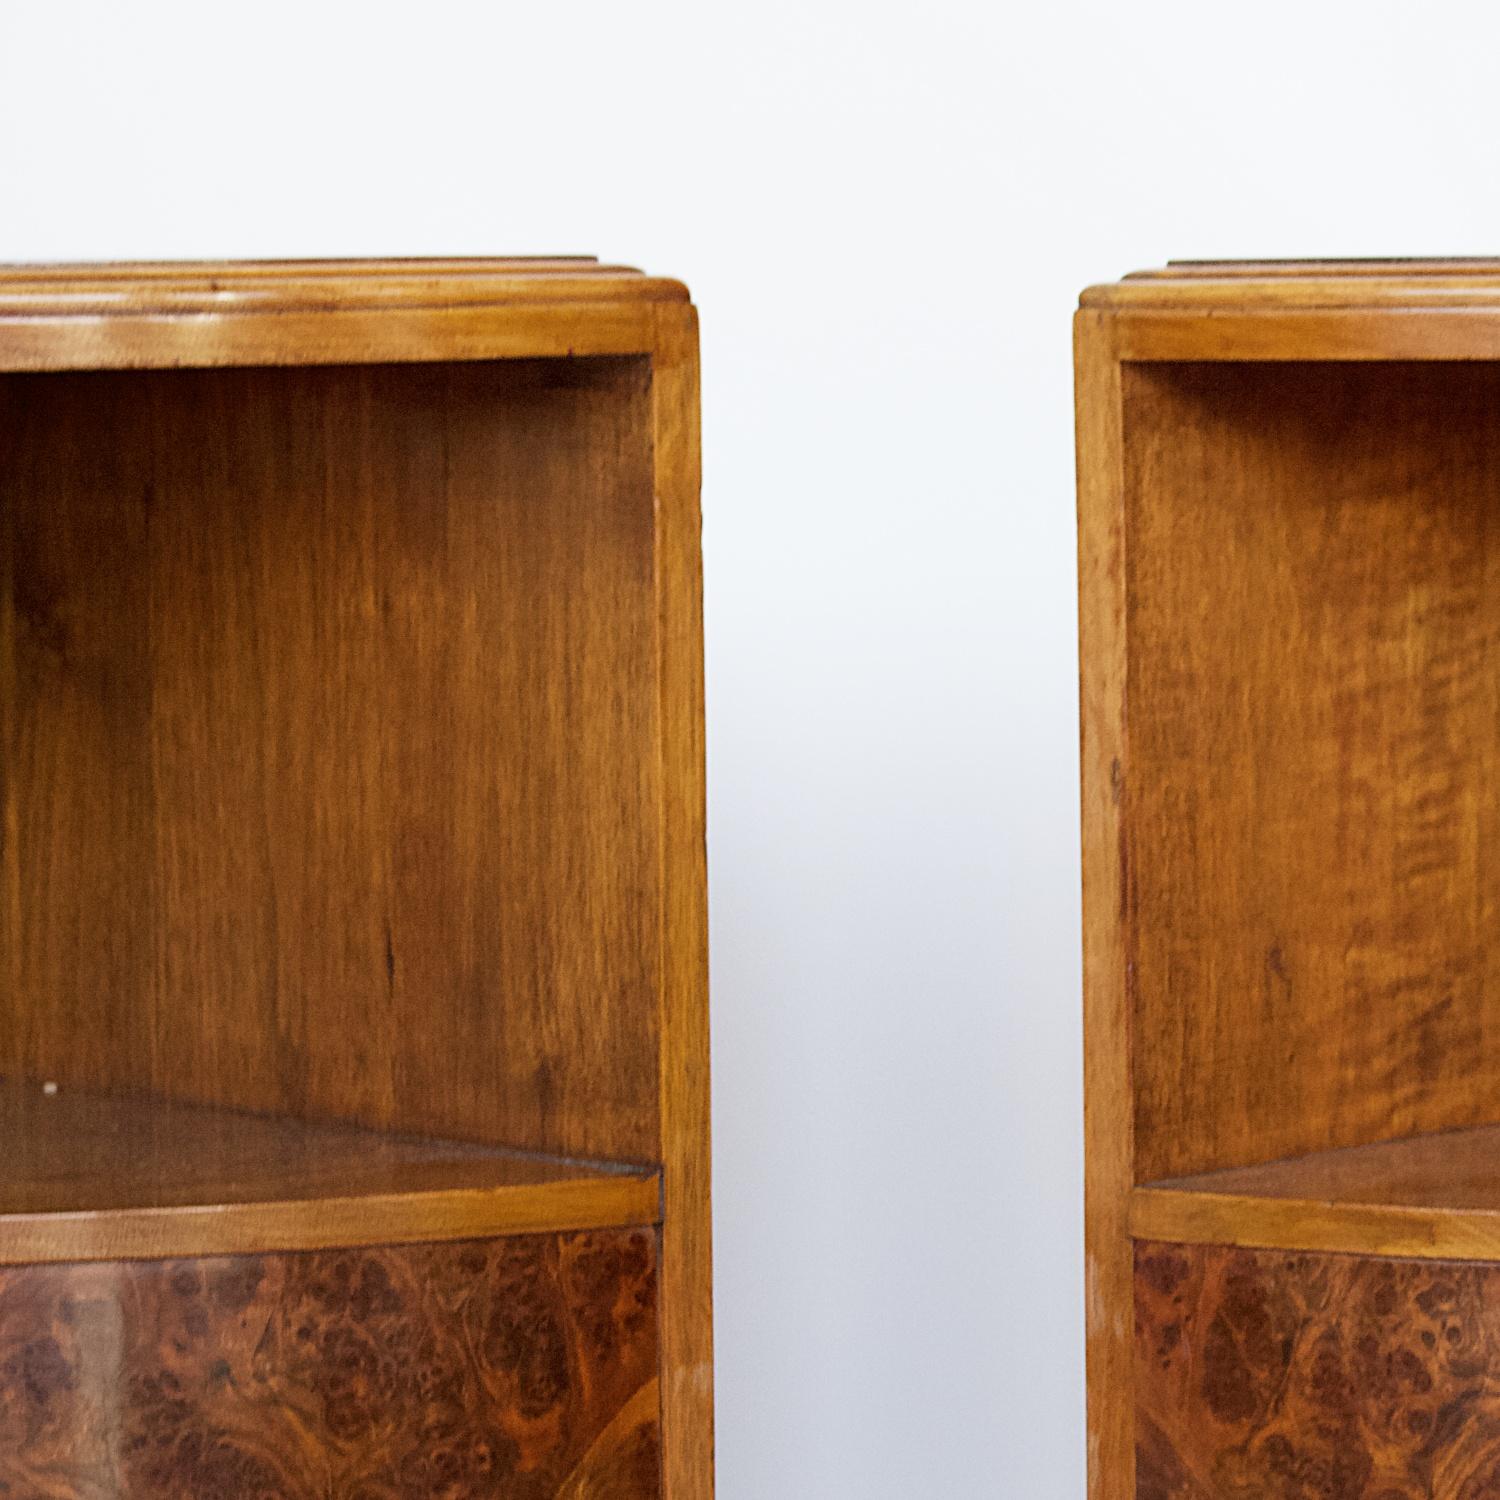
[[17, 252, 1497, 1500], [1079, 263, 1500, 1499], [0, 261, 709, 1498]]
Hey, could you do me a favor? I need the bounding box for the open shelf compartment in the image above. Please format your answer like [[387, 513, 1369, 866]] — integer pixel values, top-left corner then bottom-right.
[[1, 352, 669, 1257], [1118, 360, 1500, 1258]]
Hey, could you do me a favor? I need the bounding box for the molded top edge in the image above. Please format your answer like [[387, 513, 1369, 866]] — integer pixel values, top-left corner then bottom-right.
[[1081, 259, 1500, 310], [0, 257, 690, 315]]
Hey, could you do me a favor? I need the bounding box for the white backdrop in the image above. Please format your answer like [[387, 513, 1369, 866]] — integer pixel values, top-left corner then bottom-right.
[[4, 3, 1499, 1493]]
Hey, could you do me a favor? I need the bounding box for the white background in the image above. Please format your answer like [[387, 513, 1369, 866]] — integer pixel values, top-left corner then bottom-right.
[[3, 4, 1496, 1493]]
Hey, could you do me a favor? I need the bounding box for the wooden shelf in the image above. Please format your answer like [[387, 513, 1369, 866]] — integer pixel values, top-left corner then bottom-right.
[[1132, 1125, 1500, 1262], [0, 1078, 660, 1264]]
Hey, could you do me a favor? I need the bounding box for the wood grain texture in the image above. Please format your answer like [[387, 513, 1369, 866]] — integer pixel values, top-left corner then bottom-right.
[[0, 259, 686, 373], [1088, 268, 1500, 305], [1, 260, 711, 1497], [1150, 1125, 1500, 1215], [1135, 1189, 1500, 1266], [1, 356, 661, 1165], [1087, 277, 1500, 308], [1133, 1125, 1500, 1263], [1124, 361, 1500, 1183], [0, 258, 685, 307], [1081, 262, 1500, 362], [0, 303, 665, 374], [650, 303, 714, 1500], [1076, 309, 1136, 1500], [1135, 1240, 1500, 1500], [0, 1079, 659, 1264], [1073, 264, 1500, 1500], [0, 1227, 659, 1499], [1130, 260, 1500, 278], [1115, 312, 1500, 364]]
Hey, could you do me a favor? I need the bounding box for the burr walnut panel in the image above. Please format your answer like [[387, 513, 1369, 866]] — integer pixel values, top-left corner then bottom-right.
[[0, 1227, 660, 1499], [1136, 1239, 1500, 1500]]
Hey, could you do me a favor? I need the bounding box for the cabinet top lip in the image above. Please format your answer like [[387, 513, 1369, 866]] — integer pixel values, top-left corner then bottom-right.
[[0, 258, 695, 373], [1081, 259, 1500, 310], [0, 256, 691, 313]]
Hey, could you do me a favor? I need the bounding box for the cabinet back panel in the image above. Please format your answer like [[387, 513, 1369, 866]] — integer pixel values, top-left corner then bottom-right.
[[0, 358, 660, 1162], [1124, 362, 1500, 1181]]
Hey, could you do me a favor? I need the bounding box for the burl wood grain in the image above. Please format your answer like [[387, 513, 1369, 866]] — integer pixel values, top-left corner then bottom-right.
[[0, 1228, 659, 1499], [1124, 361, 1500, 1183], [1135, 1240, 1500, 1500]]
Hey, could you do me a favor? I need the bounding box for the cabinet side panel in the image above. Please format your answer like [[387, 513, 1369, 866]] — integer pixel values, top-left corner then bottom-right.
[[1077, 314, 1136, 1500], [0, 1228, 661, 1498], [1, 358, 661, 1162], [1125, 362, 1500, 1181], [651, 304, 714, 1500]]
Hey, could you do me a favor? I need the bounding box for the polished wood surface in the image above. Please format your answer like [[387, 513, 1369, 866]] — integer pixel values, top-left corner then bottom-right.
[[1131, 258, 1500, 277], [1087, 270, 1500, 304], [1075, 311, 1136, 1500], [0, 1227, 659, 1498], [1, 259, 711, 1497], [0, 255, 652, 280], [650, 304, 715, 1499], [1075, 260, 1500, 1500], [1135, 1189, 1500, 1265], [1149, 1124, 1500, 1213], [1125, 361, 1500, 1182], [1081, 264, 1500, 361], [2, 357, 660, 1165], [1136, 1240, 1500, 1500], [1134, 1125, 1500, 1262], [0, 1079, 659, 1264], [0, 258, 686, 372]]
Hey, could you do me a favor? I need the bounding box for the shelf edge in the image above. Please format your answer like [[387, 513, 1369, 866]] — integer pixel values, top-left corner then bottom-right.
[[0, 1171, 663, 1265], [1131, 1185, 1500, 1263]]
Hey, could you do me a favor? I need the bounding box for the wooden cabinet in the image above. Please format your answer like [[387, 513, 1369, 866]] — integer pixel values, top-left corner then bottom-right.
[[0, 259, 711, 1499], [1076, 261, 1500, 1500]]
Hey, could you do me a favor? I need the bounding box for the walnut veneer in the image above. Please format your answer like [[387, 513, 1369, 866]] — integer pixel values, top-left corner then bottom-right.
[[0, 258, 710, 1500], [1077, 260, 1500, 1500]]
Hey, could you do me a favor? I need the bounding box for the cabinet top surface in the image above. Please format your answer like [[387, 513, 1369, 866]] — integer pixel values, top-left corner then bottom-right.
[[0, 257, 693, 371], [0, 256, 689, 312], [1082, 258, 1500, 310]]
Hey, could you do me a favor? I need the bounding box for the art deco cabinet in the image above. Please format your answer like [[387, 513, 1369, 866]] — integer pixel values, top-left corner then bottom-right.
[[1077, 261, 1500, 1500], [0, 259, 711, 1499]]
